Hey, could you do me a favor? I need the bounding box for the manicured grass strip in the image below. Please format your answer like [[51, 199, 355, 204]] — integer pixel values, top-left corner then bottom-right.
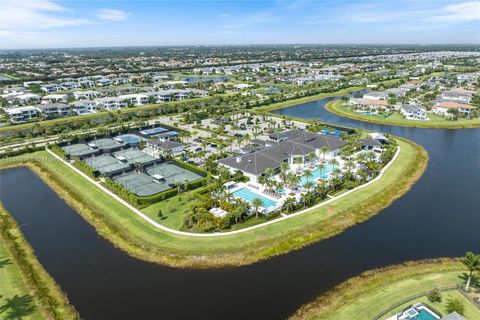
[[326, 100, 480, 129], [0, 205, 79, 320], [0, 137, 426, 268], [290, 258, 479, 320], [253, 86, 365, 112], [0, 238, 44, 320]]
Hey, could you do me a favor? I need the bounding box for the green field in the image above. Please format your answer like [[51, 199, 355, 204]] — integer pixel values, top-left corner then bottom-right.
[[291, 259, 480, 320], [327, 100, 480, 129], [0, 240, 44, 320], [0, 137, 426, 268]]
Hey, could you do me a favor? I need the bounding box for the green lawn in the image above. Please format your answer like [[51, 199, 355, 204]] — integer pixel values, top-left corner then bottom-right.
[[1, 137, 426, 267], [327, 100, 480, 129], [0, 73, 19, 80], [141, 192, 202, 230], [388, 290, 480, 320], [290, 259, 480, 320], [0, 241, 44, 320], [254, 86, 365, 112]]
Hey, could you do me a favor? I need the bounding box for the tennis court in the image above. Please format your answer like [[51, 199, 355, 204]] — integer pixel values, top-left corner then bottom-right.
[[113, 149, 159, 166], [146, 162, 202, 185], [87, 138, 124, 152], [84, 154, 130, 176], [139, 127, 168, 136], [114, 172, 169, 196], [62, 143, 98, 158], [112, 162, 202, 196], [114, 134, 143, 145]]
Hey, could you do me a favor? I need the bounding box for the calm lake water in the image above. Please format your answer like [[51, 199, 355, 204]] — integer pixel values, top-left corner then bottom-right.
[[1, 94, 480, 319]]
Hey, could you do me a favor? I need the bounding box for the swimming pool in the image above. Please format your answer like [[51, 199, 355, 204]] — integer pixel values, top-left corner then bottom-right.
[[300, 164, 334, 185], [232, 187, 278, 208]]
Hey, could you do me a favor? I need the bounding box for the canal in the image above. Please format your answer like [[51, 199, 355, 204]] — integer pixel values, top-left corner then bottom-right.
[[1, 95, 479, 319]]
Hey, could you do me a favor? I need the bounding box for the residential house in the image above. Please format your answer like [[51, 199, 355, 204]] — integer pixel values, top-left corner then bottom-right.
[[73, 90, 100, 100], [40, 83, 62, 93], [350, 98, 391, 111], [94, 97, 128, 110], [35, 103, 71, 118], [432, 101, 474, 117], [61, 82, 82, 91], [5, 106, 39, 124], [399, 104, 428, 120], [71, 100, 97, 115], [41, 94, 68, 104], [118, 94, 149, 106]]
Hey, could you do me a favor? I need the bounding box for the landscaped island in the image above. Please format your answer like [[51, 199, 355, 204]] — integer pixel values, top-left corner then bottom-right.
[[0, 131, 427, 268], [290, 256, 480, 320], [327, 100, 480, 129]]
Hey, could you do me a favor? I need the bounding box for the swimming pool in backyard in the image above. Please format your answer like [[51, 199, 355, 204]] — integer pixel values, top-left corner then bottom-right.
[[232, 187, 278, 208], [300, 164, 335, 185]]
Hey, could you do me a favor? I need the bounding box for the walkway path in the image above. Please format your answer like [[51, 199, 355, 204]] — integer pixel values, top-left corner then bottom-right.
[[46, 146, 400, 238]]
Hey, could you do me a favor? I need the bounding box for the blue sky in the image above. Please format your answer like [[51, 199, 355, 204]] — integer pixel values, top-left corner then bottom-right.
[[0, 0, 479, 49]]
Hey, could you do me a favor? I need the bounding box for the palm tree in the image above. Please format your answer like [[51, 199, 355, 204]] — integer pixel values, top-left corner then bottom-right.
[[306, 152, 318, 164], [320, 146, 329, 160], [303, 169, 313, 182], [303, 181, 315, 193], [345, 160, 355, 173], [462, 251, 480, 291], [280, 162, 289, 180], [317, 162, 326, 176], [283, 197, 296, 214], [251, 197, 264, 219], [287, 173, 300, 191], [329, 158, 339, 171]]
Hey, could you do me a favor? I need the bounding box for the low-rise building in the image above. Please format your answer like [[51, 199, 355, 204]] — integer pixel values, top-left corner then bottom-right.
[[145, 140, 185, 157], [35, 103, 71, 118], [71, 100, 97, 115], [399, 104, 427, 120], [5, 106, 39, 123], [94, 97, 128, 110], [432, 101, 474, 117]]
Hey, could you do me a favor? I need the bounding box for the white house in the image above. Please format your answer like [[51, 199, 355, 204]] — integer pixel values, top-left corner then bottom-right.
[[35, 103, 71, 118], [40, 83, 62, 93], [61, 82, 82, 91], [400, 105, 428, 120], [71, 100, 97, 115], [73, 90, 100, 100], [41, 94, 68, 104], [118, 94, 149, 106], [94, 97, 128, 110], [6, 106, 39, 124]]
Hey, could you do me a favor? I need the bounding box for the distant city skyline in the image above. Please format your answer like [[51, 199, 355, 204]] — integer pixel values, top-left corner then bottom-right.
[[0, 0, 479, 49]]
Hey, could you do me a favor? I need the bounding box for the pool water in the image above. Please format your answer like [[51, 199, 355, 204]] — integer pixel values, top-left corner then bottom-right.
[[300, 164, 334, 185], [232, 187, 278, 208], [413, 309, 439, 320]]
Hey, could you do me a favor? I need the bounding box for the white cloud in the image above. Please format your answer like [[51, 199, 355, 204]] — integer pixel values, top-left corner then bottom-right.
[[0, 0, 90, 30], [429, 1, 480, 22], [219, 13, 231, 18], [96, 8, 129, 21]]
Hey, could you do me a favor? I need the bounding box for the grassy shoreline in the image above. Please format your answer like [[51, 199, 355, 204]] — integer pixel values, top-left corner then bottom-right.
[[0, 136, 427, 269], [253, 86, 365, 112], [326, 100, 480, 129], [290, 258, 480, 320], [0, 205, 79, 320]]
